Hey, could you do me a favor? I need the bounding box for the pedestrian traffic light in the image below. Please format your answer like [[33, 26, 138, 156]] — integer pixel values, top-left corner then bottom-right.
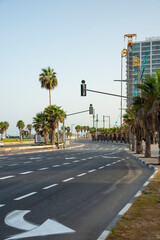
[[81, 80, 86, 96], [89, 104, 93, 114]]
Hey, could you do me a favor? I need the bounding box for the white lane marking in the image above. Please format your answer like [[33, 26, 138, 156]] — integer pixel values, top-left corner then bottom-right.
[[0, 204, 5, 207], [65, 157, 75, 159], [88, 169, 96, 173], [30, 157, 42, 160], [63, 177, 74, 182], [52, 165, 60, 168], [98, 166, 105, 169], [88, 157, 93, 159], [20, 171, 34, 175], [112, 162, 116, 164], [14, 192, 37, 201], [48, 157, 53, 160], [5, 210, 38, 230], [73, 160, 79, 163], [0, 175, 15, 180], [106, 164, 111, 166], [8, 163, 18, 166], [143, 180, 150, 187], [43, 184, 58, 190], [117, 160, 121, 162], [63, 163, 70, 165], [38, 168, 49, 171], [77, 173, 86, 177], [81, 158, 87, 161], [118, 203, 132, 216], [24, 161, 32, 164]]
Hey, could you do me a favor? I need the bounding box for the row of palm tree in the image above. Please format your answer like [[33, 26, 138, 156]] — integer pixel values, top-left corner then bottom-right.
[[123, 69, 160, 164], [0, 121, 9, 140], [75, 125, 90, 137]]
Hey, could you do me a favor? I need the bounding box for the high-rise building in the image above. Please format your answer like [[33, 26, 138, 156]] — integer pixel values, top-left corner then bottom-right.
[[126, 37, 160, 106]]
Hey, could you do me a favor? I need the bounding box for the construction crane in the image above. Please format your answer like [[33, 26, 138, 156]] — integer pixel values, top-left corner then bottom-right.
[[124, 34, 137, 46]]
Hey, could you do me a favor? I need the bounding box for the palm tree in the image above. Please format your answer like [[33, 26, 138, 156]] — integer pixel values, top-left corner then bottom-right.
[[75, 125, 81, 139], [44, 105, 66, 144], [136, 74, 158, 157], [39, 67, 58, 106], [4, 121, 9, 138], [123, 107, 136, 151], [66, 126, 70, 138], [27, 124, 32, 139], [0, 122, 6, 140], [33, 112, 50, 144], [16, 120, 25, 141]]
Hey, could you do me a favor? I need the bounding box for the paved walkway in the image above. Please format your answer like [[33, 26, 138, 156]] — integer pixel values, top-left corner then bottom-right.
[[126, 143, 159, 166]]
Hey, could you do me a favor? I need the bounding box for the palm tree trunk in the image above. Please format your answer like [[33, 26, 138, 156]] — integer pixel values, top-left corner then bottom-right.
[[51, 129, 55, 144], [49, 89, 51, 106], [132, 130, 136, 151], [145, 131, 151, 158], [158, 131, 160, 165], [136, 138, 143, 154]]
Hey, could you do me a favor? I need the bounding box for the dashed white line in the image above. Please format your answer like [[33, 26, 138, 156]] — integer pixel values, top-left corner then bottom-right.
[[52, 165, 60, 168], [63, 177, 74, 182], [88, 169, 96, 173], [43, 183, 58, 190], [77, 173, 86, 177], [106, 164, 111, 166], [0, 175, 15, 180], [118, 203, 132, 216], [63, 162, 70, 165], [8, 163, 18, 166], [24, 161, 32, 164], [38, 168, 49, 171], [20, 171, 34, 175], [98, 166, 105, 169], [73, 160, 79, 163], [0, 204, 5, 207], [112, 162, 117, 164], [81, 159, 87, 161], [14, 192, 37, 201]]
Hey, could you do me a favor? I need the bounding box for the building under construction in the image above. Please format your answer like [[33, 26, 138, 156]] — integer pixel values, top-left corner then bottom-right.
[[125, 36, 160, 107]]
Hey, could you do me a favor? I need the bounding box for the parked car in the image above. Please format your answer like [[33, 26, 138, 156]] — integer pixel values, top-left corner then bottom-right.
[[0, 141, 4, 147]]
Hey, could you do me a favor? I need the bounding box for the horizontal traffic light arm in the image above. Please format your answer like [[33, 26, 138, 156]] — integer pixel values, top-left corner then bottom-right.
[[66, 110, 89, 117], [86, 88, 132, 99]]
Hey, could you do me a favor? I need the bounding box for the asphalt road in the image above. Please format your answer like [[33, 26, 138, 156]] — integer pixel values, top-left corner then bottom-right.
[[0, 140, 154, 240]]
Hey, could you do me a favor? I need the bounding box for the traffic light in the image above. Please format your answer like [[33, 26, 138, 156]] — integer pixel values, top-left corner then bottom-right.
[[89, 104, 93, 114], [81, 80, 86, 96]]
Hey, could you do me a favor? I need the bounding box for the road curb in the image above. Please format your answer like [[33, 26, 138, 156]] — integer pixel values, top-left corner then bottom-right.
[[97, 150, 158, 240]]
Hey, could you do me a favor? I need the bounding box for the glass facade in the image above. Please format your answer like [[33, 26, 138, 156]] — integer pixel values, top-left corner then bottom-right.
[[126, 38, 160, 106]]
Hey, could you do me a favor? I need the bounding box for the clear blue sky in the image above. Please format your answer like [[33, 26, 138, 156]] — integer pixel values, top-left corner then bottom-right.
[[0, 0, 160, 135]]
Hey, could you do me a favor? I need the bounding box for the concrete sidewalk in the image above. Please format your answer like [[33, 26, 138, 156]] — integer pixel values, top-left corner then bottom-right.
[[126, 143, 159, 166]]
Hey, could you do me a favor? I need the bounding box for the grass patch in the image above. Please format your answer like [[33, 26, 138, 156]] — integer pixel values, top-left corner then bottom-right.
[[3, 139, 34, 143], [106, 168, 160, 240]]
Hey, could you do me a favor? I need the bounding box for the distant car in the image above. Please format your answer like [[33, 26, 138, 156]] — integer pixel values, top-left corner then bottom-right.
[[0, 141, 4, 147]]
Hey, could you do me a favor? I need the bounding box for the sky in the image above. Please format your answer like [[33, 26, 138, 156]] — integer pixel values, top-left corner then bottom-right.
[[0, 0, 160, 135]]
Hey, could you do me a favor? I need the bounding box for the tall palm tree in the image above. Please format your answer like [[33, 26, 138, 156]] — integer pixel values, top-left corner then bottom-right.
[[44, 105, 65, 144], [4, 121, 9, 138], [27, 124, 32, 139], [39, 67, 58, 106], [16, 120, 25, 141], [33, 112, 50, 144]]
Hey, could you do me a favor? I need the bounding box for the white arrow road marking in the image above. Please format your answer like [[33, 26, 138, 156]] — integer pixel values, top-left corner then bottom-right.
[[5, 210, 38, 230], [5, 210, 75, 240]]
